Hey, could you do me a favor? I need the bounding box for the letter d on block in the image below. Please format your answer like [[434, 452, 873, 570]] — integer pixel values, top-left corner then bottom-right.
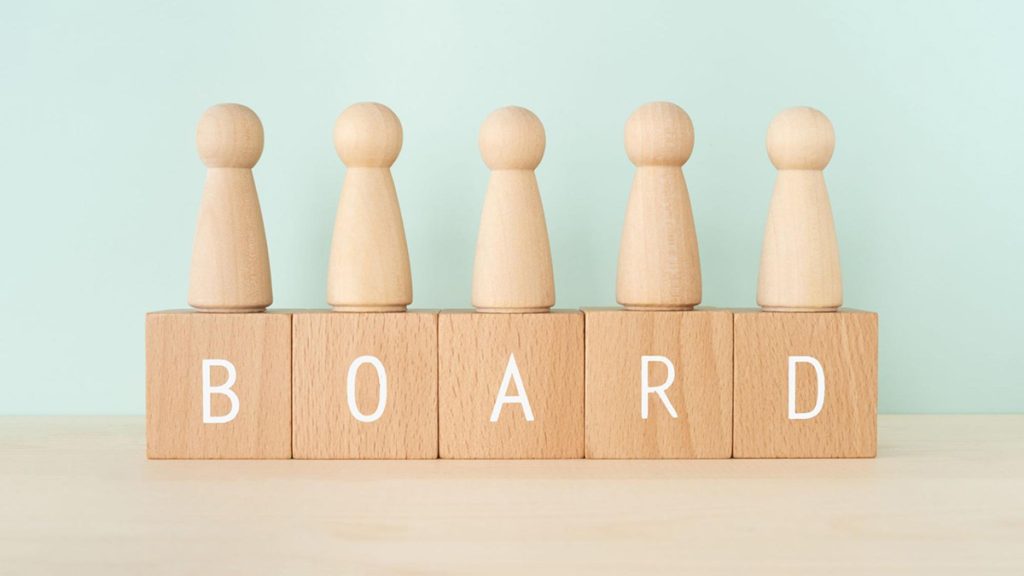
[[202, 358, 239, 424], [788, 355, 825, 420]]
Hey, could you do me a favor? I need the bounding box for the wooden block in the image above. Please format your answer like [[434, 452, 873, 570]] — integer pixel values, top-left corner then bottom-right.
[[583, 308, 733, 459], [146, 311, 291, 459], [438, 311, 583, 459], [733, 310, 877, 458], [291, 311, 437, 459]]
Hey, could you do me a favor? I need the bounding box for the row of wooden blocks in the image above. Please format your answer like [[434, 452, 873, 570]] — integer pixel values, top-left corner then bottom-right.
[[146, 308, 877, 460]]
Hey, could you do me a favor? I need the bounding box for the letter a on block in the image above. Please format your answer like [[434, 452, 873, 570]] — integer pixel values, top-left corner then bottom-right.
[[490, 353, 535, 422], [788, 355, 825, 420], [202, 359, 239, 424], [346, 355, 388, 423], [641, 355, 679, 419]]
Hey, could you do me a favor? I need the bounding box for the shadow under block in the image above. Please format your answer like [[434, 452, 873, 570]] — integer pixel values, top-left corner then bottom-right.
[[733, 310, 878, 458], [291, 311, 438, 459], [145, 311, 292, 459], [583, 308, 733, 459], [438, 311, 584, 459]]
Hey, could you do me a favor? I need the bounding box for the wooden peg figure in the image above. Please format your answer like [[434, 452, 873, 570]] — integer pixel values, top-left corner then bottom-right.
[[188, 103, 272, 312], [757, 107, 842, 312], [616, 102, 701, 310], [327, 103, 412, 312], [472, 106, 555, 313]]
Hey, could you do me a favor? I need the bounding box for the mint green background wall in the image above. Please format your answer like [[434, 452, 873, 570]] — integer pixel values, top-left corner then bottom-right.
[[1, 1, 1021, 414]]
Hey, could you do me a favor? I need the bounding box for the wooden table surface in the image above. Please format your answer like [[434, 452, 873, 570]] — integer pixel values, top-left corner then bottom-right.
[[1, 415, 1022, 574]]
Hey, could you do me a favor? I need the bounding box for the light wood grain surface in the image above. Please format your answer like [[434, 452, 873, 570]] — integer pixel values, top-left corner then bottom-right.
[[758, 106, 842, 312], [292, 311, 438, 459], [472, 106, 555, 313], [438, 311, 584, 458], [327, 102, 412, 312], [617, 101, 702, 311], [734, 310, 877, 458], [583, 308, 732, 458], [189, 103, 273, 313], [146, 311, 292, 459], [1, 416, 1022, 574]]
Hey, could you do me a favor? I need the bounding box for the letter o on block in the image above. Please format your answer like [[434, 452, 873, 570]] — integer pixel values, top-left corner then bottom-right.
[[347, 355, 388, 423]]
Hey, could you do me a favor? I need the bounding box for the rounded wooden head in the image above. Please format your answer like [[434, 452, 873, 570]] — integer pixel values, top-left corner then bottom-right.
[[625, 102, 694, 167], [766, 107, 835, 170], [196, 104, 264, 169], [334, 102, 403, 168], [479, 106, 546, 170]]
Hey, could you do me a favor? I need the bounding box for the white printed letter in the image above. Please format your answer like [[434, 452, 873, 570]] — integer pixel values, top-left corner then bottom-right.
[[202, 359, 239, 424], [641, 355, 678, 419], [346, 355, 387, 423], [788, 355, 825, 420], [490, 353, 534, 422]]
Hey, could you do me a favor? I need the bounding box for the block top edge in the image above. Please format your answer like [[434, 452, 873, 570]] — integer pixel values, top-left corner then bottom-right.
[[439, 309, 582, 316], [147, 309, 294, 316], [731, 307, 877, 315]]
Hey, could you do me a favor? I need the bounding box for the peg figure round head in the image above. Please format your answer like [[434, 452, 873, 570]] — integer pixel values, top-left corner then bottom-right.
[[479, 106, 546, 170], [624, 102, 694, 167], [766, 107, 835, 170], [333, 102, 403, 168], [196, 103, 264, 169]]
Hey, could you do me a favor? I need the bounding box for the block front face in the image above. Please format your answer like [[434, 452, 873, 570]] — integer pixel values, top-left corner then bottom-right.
[[292, 312, 438, 459], [734, 310, 878, 458], [146, 312, 292, 459], [584, 309, 733, 459], [439, 312, 584, 459]]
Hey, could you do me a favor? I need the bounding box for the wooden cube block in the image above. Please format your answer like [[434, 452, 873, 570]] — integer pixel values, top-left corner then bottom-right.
[[733, 310, 878, 458], [439, 311, 584, 459], [291, 311, 438, 459], [583, 308, 733, 459], [146, 311, 292, 459]]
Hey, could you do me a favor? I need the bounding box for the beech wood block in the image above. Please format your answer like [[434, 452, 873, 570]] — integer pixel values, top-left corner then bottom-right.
[[291, 311, 438, 459], [583, 308, 733, 459], [145, 311, 291, 459], [438, 311, 584, 459], [733, 310, 878, 458]]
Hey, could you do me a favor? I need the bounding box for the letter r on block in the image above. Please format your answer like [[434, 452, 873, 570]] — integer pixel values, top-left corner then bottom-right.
[[641, 355, 678, 420]]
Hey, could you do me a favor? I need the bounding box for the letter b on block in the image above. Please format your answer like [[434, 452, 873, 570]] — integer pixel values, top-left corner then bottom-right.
[[146, 311, 292, 459], [202, 359, 240, 424]]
